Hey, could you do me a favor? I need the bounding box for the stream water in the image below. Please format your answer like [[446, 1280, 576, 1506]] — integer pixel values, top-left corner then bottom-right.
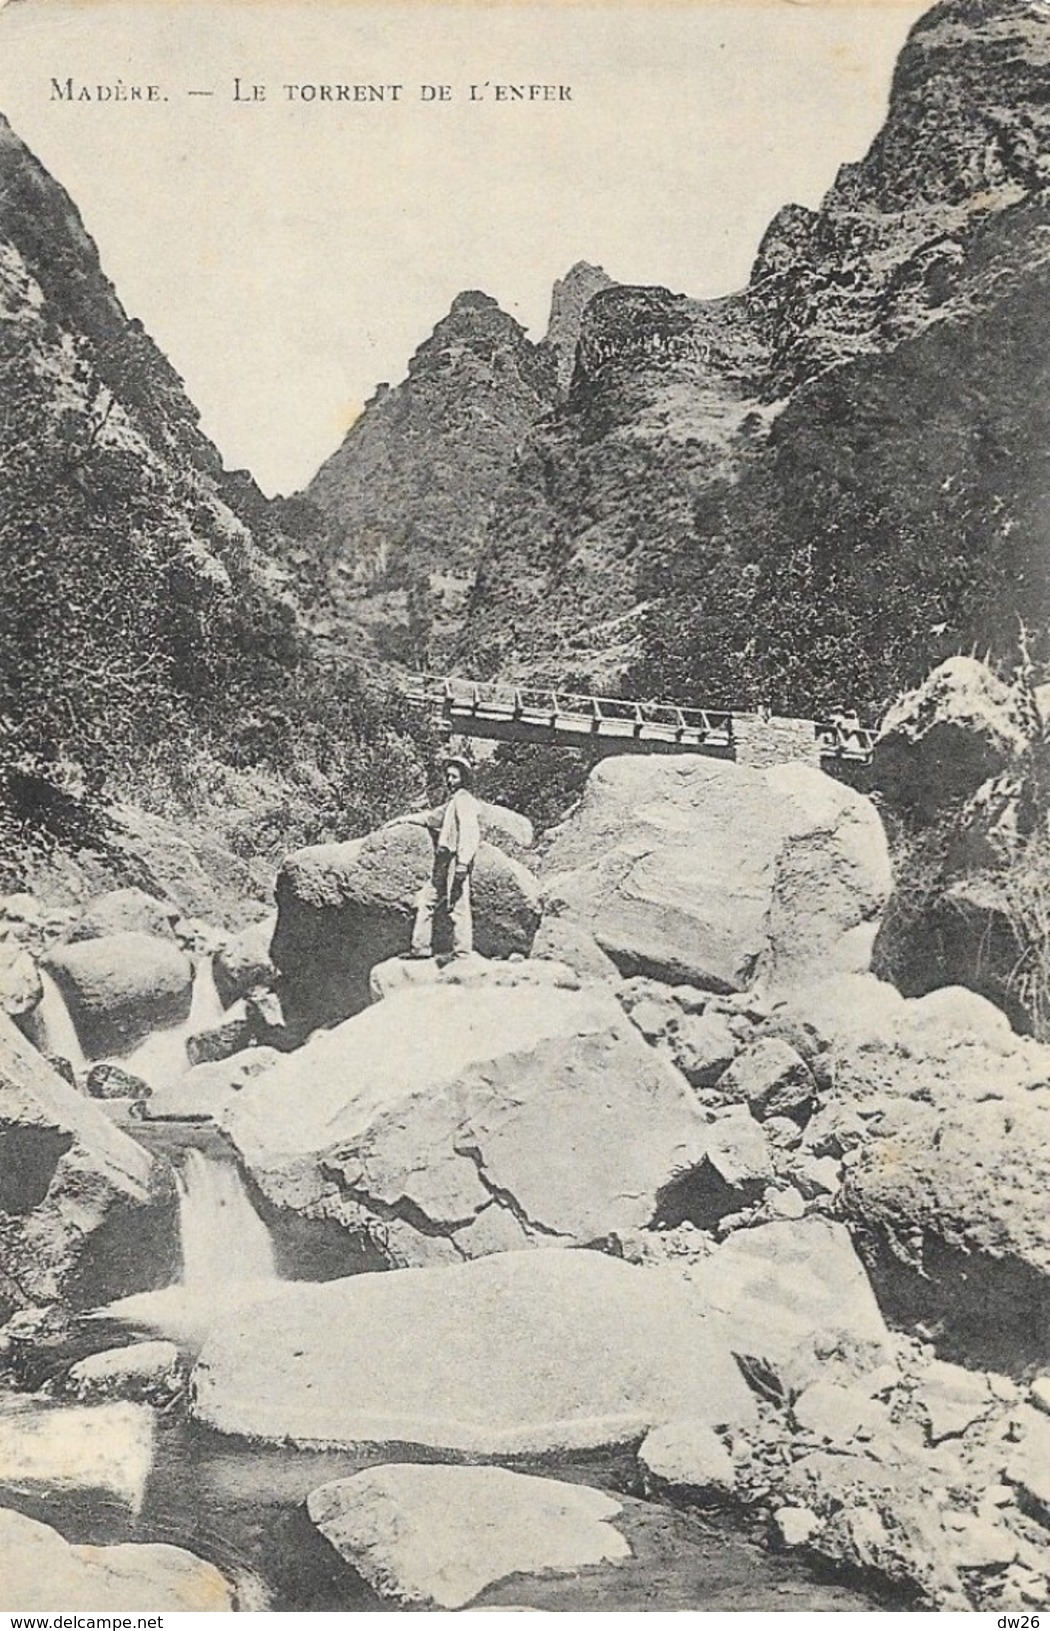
[[5, 982, 902, 1612], [120, 956, 225, 1096], [176, 1148, 277, 1288]]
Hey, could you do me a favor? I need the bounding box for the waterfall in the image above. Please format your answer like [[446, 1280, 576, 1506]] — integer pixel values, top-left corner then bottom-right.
[[185, 954, 225, 1032], [118, 954, 225, 1094], [30, 955, 226, 1096], [176, 1148, 278, 1287], [92, 1145, 280, 1342], [33, 970, 88, 1076]]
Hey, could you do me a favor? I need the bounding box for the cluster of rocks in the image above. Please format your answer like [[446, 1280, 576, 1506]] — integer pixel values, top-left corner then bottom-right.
[[872, 653, 1050, 1033], [1, 711, 1049, 1610]]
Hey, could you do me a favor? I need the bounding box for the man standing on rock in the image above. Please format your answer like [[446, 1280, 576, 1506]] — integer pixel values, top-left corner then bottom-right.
[[401, 757, 482, 960]]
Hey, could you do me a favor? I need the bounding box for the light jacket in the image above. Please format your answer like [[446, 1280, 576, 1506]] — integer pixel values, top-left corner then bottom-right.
[[435, 788, 481, 870]]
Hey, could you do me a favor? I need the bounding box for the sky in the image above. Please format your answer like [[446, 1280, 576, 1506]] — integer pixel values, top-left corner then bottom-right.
[[0, 0, 928, 494]]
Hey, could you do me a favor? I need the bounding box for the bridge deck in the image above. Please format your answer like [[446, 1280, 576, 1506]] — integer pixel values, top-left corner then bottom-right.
[[405, 677, 874, 763]]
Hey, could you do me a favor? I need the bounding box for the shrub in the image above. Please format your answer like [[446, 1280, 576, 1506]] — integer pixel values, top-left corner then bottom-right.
[[472, 740, 603, 833]]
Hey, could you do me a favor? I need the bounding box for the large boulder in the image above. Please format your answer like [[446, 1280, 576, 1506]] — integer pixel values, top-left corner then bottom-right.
[[0, 1507, 233, 1611], [682, 1218, 893, 1398], [476, 799, 534, 861], [191, 1248, 756, 1451], [872, 657, 1031, 821], [43, 932, 193, 1056], [540, 755, 890, 994], [67, 887, 178, 944], [219, 981, 725, 1266], [271, 825, 541, 1028], [0, 1012, 166, 1323], [776, 975, 1050, 1371], [212, 912, 277, 1008], [637, 1420, 736, 1504], [307, 1465, 628, 1609]]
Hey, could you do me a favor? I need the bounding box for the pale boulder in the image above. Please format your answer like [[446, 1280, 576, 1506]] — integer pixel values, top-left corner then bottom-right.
[[683, 1218, 891, 1398], [139, 1048, 278, 1122], [0, 1012, 159, 1323], [716, 1038, 816, 1122], [772, 1507, 822, 1549], [191, 1248, 757, 1451], [541, 755, 890, 994], [476, 799, 535, 860], [0, 1507, 233, 1611], [670, 1010, 739, 1086], [703, 1105, 773, 1193], [791, 1380, 891, 1447], [271, 825, 541, 1027], [221, 982, 727, 1265], [637, 1420, 735, 1502], [43, 931, 193, 1056], [307, 1464, 628, 1609], [773, 974, 1050, 1371]]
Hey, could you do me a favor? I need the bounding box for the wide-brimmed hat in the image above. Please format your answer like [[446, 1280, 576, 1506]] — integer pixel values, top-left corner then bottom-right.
[[443, 755, 474, 786]]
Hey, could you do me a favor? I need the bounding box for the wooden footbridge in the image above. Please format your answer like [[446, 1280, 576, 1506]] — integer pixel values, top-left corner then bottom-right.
[[405, 675, 875, 765]]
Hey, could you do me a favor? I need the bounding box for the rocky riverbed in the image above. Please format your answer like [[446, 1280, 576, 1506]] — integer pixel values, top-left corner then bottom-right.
[[1, 688, 1049, 1611]]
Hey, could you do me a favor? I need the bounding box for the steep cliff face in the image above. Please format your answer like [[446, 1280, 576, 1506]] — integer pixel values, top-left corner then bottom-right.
[[0, 112, 297, 823], [304, 291, 557, 667], [465, 280, 771, 684], [0, 117, 277, 518], [463, 0, 1050, 702]]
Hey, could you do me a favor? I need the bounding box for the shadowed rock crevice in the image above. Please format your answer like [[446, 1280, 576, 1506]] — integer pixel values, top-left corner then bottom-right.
[[652, 1161, 764, 1234], [850, 1224, 1050, 1375], [0, 1126, 73, 1214], [336, 1177, 476, 1249]]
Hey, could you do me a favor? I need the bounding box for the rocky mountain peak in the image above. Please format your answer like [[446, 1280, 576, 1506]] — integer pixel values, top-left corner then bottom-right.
[[406, 289, 534, 378], [304, 286, 557, 665], [867, 0, 1050, 207], [544, 261, 615, 390]]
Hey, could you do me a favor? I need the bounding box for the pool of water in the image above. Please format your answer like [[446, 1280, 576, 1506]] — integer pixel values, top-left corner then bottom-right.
[[0, 1396, 908, 1612]]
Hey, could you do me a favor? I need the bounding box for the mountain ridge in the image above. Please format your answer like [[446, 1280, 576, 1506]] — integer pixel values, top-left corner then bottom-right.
[[458, 0, 1050, 705]]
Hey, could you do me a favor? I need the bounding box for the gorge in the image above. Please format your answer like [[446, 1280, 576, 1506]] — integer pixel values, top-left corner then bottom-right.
[[1, 0, 1049, 1614]]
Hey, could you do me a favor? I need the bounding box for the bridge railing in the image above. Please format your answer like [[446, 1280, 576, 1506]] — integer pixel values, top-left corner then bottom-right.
[[405, 675, 873, 761], [421, 679, 736, 742], [814, 720, 876, 760]]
